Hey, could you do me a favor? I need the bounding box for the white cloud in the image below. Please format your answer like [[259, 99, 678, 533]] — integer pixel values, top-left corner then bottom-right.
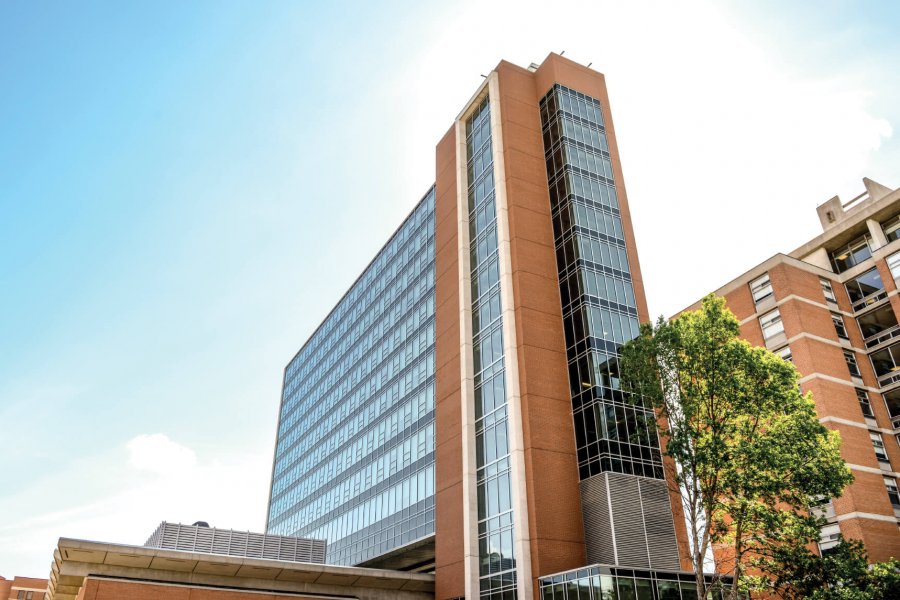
[[0, 436, 270, 579], [127, 433, 197, 475]]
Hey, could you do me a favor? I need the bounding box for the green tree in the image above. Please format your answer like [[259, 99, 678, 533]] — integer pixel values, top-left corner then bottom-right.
[[619, 294, 853, 600], [769, 537, 900, 599]]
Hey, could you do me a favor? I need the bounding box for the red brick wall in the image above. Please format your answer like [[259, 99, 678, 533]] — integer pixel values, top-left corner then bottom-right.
[[433, 122, 465, 600], [495, 59, 587, 589], [78, 579, 324, 600], [716, 257, 900, 561]]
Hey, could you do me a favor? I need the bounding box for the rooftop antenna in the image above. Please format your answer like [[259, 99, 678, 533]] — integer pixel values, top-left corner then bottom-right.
[[587, 62, 592, 68], [560, 50, 566, 56]]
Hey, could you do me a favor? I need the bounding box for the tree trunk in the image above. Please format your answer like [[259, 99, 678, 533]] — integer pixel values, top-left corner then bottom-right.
[[727, 516, 743, 600]]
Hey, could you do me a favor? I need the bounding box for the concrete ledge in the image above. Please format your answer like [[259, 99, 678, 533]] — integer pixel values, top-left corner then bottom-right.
[[49, 538, 434, 600]]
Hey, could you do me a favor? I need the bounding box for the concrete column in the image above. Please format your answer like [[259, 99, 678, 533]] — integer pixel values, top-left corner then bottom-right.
[[455, 112, 481, 600], [488, 72, 534, 600], [868, 218, 889, 251]]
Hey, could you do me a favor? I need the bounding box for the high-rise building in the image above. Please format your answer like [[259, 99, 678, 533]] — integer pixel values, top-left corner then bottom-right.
[[266, 53, 695, 600], [679, 177, 900, 564]]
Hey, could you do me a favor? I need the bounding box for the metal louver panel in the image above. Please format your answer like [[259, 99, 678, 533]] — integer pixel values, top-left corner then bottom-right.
[[580, 473, 682, 569], [607, 472, 650, 568], [143, 522, 326, 563], [639, 478, 682, 570], [580, 476, 615, 566]]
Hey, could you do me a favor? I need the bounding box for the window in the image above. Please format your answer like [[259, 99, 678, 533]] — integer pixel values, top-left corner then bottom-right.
[[883, 214, 900, 243], [857, 389, 875, 418], [821, 278, 838, 303], [760, 310, 785, 341], [844, 350, 862, 377], [811, 496, 835, 520], [885, 476, 900, 506], [17, 592, 24, 600], [870, 344, 900, 386], [858, 304, 900, 347], [750, 273, 774, 304], [830, 234, 872, 273], [26, 593, 33, 600], [871, 431, 889, 463], [819, 523, 842, 554], [832, 313, 849, 340], [888, 251, 900, 281], [845, 268, 886, 311], [777, 346, 793, 362], [884, 389, 900, 425]]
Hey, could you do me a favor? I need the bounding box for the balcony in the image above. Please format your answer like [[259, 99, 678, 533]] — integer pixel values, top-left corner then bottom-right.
[[846, 268, 887, 313], [884, 388, 900, 430], [879, 371, 900, 389], [866, 325, 900, 348], [830, 234, 873, 274], [859, 304, 900, 348], [872, 343, 900, 388]]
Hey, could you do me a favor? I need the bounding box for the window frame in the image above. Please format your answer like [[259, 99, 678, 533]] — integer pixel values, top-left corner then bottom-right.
[[776, 346, 793, 362], [749, 273, 774, 305], [883, 214, 900, 243], [887, 251, 900, 282], [871, 430, 889, 463], [845, 267, 887, 312], [759, 309, 785, 341], [844, 350, 862, 377], [830, 234, 872, 273], [885, 476, 900, 507], [818, 522, 842, 553], [831, 312, 850, 340], [820, 278, 838, 303], [857, 388, 875, 418]]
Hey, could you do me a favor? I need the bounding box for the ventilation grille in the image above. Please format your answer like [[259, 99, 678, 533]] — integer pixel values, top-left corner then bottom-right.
[[639, 478, 682, 570], [580, 477, 615, 565], [143, 522, 326, 563], [608, 473, 649, 567], [580, 473, 681, 569]]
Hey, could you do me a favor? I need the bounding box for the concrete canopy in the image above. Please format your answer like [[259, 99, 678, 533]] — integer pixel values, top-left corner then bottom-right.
[[49, 538, 434, 600]]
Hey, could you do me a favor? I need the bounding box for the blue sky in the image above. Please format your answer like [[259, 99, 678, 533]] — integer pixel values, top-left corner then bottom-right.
[[1, 0, 898, 578]]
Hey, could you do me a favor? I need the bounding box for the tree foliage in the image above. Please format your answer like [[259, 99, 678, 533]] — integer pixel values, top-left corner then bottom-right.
[[768, 537, 900, 599], [620, 295, 853, 599]]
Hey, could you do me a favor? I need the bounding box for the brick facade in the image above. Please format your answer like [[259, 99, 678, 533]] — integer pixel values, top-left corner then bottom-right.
[[682, 179, 900, 564]]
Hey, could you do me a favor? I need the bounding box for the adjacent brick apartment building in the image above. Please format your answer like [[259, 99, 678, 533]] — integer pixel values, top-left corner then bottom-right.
[[681, 177, 900, 563], [0, 576, 48, 600], [266, 53, 696, 600]]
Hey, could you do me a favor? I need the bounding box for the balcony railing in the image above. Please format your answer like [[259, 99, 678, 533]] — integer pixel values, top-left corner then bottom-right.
[[878, 370, 900, 388], [866, 325, 900, 348], [852, 290, 888, 313]]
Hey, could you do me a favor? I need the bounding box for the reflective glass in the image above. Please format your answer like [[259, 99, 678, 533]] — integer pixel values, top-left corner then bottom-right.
[[266, 189, 436, 566], [540, 84, 663, 480], [466, 96, 518, 598]]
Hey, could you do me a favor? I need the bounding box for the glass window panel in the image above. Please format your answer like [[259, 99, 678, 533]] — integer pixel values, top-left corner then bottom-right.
[[749, 273, 774, 303], [634, 579, 654, 600], [617, 577, 637, 600], [759, 310, 785, 340], [657, 580, 681, 600]]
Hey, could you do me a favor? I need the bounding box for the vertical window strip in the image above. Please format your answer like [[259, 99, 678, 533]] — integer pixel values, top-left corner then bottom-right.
[[540, 84, 663, 481], [466, 97, 518, 598]]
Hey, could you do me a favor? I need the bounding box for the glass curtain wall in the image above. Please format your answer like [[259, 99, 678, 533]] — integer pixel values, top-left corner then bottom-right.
[[466, 97, 518, 599], [267, 190, 436, 566], [539, 84, 663, 481], [539, 566, 737, 600]]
